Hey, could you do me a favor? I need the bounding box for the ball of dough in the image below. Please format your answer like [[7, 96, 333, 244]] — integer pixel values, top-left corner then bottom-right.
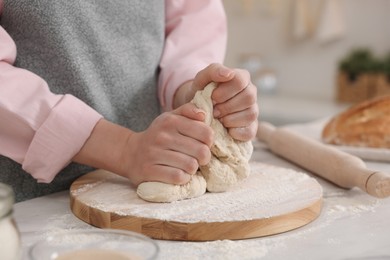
[[137, 172, 206, 203], [136, 82, 253, 202], [192, 83, 253, 192]]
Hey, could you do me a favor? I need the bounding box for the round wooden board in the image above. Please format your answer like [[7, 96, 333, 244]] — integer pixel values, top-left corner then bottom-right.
[[70, 162, 322, 241]]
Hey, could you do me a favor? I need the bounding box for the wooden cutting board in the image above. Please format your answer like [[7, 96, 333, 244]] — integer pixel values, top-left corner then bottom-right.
[[70, 162, 322, 241]]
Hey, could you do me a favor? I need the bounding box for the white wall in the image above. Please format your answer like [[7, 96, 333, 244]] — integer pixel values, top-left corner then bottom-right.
[[223, 0, 390, 101]]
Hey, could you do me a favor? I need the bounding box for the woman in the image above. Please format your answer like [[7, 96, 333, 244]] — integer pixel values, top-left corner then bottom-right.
[[0, 0, 258, 201]]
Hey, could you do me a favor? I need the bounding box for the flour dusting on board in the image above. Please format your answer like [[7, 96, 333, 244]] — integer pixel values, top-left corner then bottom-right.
[[35, 166, 381, 260], [71, 181, 103, 196], [71, 162, 322, 223], [33, 141, 383, 260]]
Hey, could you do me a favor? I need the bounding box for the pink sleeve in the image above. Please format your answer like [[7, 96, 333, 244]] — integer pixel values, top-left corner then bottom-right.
[[159, 0, 227, 111], [0, 26, 102, 183]]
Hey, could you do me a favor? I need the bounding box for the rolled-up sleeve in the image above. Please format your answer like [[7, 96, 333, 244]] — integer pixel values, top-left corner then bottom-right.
[[159, 0, 227, 111], [0, 26, 102, 183]]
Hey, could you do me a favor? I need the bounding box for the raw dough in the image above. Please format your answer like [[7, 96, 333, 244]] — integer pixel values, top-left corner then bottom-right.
[[193, 83, 253, 192], [136, 83, 253, 202], [137, 172, 206, 203]]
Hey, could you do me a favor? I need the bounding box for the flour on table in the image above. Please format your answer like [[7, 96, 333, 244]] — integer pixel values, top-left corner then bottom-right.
[[71, 162, 321, 223], [158, 239, 268, 260], [42, 140, 382, 260], [136, 82, 253, 202]]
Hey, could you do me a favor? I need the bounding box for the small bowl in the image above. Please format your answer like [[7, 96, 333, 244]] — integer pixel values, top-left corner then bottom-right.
[[29, 229, 159, 260]]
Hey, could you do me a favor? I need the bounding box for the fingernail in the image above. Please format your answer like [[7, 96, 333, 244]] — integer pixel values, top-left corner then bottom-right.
[[193, 107, 206, 116], [218, 67, 233, 78]]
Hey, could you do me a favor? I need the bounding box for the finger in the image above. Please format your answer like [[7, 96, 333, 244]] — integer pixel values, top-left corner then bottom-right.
[[176, 119, 214, 147], [171, 104, 214, 147], [219, 105, 259, 128], [228, 120, 259, 142], [172, 102, 206, 122], [214, 82, 257, 118], [191, 63, 235, 91], [151, 116, 213, 163], [212, 69, 251, 104], [152, 149, 200, 175], [161, 133, 212, 166]]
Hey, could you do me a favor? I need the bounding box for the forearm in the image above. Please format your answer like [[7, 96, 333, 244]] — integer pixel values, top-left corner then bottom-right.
[[159, 0, 227, 111], [1, 26, 103, 182], [72, 119, 133, 178]]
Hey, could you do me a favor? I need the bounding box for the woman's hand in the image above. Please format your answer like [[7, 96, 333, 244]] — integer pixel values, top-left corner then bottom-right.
[[74, 63, 257, 186], [121, 103, 213, 186], [175, 63, 259, 141], [74, 104, 212, 186]]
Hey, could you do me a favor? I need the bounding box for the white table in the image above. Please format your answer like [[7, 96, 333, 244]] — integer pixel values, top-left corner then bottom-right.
[[14, 121, 390, 260], [258, 95, 349, 126]]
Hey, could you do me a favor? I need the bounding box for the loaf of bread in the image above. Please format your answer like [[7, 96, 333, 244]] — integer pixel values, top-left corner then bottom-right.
[[322, 95, 390, 148]]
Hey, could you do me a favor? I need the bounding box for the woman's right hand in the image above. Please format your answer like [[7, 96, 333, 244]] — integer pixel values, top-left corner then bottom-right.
[[120, 103, 213, 186]]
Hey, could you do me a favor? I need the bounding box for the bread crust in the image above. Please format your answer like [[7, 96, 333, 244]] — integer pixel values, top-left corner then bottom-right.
[[322, 95, 390, 148]]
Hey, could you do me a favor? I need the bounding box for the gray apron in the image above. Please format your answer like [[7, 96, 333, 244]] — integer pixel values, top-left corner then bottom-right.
[[0, 0, 164, 201]]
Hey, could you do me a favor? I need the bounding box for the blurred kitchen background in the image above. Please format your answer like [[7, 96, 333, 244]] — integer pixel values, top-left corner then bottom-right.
[[222, 0, 390, 125]]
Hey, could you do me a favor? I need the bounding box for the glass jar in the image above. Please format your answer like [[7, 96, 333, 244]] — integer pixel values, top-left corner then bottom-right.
[[0, 183, 21, 260]]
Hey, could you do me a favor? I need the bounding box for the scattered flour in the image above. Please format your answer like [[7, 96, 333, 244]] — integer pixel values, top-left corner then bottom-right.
[[35, 187, 381, 260], [71, 162, 322, 223], [153, 187, 381, 260], [158, 239, 269, 260], [71, 181, 104, 197], [34, 149, 382, 260]]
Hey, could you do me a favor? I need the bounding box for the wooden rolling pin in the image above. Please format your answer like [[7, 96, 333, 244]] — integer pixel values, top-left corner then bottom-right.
[[257, 122, 390, 198]]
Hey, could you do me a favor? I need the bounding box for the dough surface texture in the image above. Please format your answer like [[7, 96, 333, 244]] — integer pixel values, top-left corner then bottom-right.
[[136, 82, 253, 202], [137, 172, 206, 203], [193, 83, 253, 192]]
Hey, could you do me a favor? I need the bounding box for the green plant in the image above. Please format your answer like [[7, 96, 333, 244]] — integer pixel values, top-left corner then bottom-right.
[[339, 48, 384, 81], [383, 52, 390, 80]]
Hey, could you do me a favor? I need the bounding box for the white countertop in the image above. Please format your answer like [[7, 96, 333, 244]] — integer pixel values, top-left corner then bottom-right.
[[259, 95, 349, 126], [14, 120, 390, 260]]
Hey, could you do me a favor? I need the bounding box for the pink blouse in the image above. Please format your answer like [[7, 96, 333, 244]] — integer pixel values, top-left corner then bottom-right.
[[0, 0, 227, 182]]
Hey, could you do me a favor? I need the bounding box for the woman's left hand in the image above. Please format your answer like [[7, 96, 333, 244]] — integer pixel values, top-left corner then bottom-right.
[[190, 63, 259, 141]]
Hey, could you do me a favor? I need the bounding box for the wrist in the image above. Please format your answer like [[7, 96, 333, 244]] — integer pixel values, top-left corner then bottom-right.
[[72, 119, 134, 176]]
